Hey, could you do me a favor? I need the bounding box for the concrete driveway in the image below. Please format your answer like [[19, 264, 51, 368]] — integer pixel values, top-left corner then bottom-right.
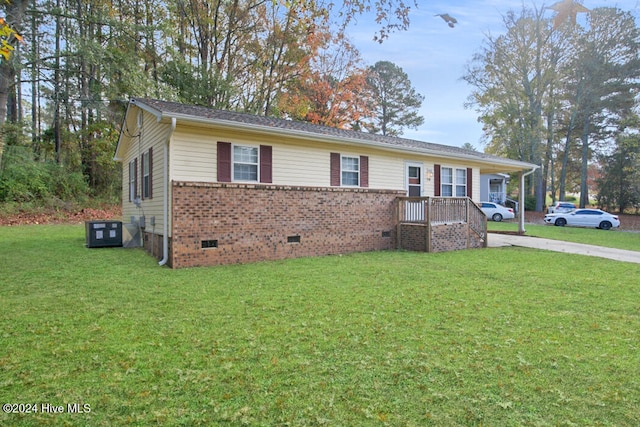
[[488, 233, 640, 264]]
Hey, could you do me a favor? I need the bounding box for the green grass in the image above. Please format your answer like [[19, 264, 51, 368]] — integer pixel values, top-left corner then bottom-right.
[[1, 225, 640, 426], [488, 220, 640, 252]]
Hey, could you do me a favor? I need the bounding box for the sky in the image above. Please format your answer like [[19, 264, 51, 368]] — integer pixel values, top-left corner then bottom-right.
[[345, 0, 640, 148]]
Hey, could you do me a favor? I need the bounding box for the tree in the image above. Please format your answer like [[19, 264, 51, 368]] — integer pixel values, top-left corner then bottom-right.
[[464, 5, 640, 210], [563, 8, 640, 207], [0, 0, 27, 162], [463, 7, 558, 210], [596, 116, 640, 213], [276, 31, 374, 128], [363, 60, 423, 136]]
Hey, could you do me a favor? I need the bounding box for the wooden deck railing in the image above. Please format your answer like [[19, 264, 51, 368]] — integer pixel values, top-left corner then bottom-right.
[[397, 197, 487, 246]]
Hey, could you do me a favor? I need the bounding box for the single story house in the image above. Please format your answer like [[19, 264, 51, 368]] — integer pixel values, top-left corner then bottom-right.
[[480, 173, 510, 204], [114, 98, 537, 268]]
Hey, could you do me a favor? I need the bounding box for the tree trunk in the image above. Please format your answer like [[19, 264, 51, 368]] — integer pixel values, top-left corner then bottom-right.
[[579, 116, 590, 208]]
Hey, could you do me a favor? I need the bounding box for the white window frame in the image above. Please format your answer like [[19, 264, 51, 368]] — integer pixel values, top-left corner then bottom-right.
[[232, 144, 259, 182], [441, 167, 467, 197], [455, 168, 467, 197], [341, 155, 360, 187], [441, 167, 453, 197]]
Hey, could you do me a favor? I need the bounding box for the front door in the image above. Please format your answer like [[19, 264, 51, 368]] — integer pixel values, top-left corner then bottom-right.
[[406, 162, 423, 196]]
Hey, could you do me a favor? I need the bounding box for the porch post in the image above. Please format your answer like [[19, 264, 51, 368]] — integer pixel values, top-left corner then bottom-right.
[[519, 167, 539, 234], [519, 171, 526, 234], [396, 198, 402, 249], [425, 197, 431, 252]]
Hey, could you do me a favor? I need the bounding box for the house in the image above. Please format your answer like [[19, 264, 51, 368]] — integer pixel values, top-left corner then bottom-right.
[[480, 173, 509, 204], [114, 98, 538, 268], [480, 173, 519, 213]]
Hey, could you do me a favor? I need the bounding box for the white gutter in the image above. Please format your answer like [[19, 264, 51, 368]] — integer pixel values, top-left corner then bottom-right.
[[158, 117, 177, 266], [519, 166, 539, 234]]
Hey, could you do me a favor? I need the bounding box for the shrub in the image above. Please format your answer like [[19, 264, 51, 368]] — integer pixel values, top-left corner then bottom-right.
[[0, 146, 50, 202], [45, 162, 89, 203], [0, 146, 89, 204], [524, 194, 537, 211]]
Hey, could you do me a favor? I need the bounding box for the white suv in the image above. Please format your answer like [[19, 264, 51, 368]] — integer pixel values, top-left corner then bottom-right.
[[547, 201, 576, 214]]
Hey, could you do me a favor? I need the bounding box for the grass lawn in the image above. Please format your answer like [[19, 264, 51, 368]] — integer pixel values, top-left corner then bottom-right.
[[1, 225, 639, 426], [488, 221, 640, 252]]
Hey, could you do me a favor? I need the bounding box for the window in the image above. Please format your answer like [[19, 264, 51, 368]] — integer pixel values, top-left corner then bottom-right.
[[201, 239, 218, 249], [217, 142, 272, 183], [441, 167, 453, 196], [142, 153, 150, 198], [440, 167, 467, 197], [455, 168, 467, 197], [233, 145, 259, 181], [341, 156, 360, 186], [141, 148, 152, 199], [330, 153, 368, 187], [129, 159, 137, 202]]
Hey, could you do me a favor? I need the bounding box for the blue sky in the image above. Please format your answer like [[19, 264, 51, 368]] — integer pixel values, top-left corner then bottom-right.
[[346, 1, 640, 148]]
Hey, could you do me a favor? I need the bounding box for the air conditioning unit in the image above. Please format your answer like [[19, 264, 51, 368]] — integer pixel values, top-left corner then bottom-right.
[[85, 221, 123, 248]]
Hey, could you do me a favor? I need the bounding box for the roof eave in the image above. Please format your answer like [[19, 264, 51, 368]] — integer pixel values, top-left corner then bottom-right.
[[114, 101, 136, 161]]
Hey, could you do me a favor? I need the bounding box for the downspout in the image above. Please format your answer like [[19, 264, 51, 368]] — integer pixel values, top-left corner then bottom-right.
[[159, 117, 177, 266], [519, 166, 539, 235]]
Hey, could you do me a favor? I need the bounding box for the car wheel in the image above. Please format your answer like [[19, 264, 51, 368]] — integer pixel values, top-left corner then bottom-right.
[[599, 221, 612, 230], [492, 213, 503, 222], [555, 218, 567, 226]]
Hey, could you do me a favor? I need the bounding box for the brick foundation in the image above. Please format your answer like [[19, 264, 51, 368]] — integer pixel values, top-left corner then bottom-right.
[[399, 224, 428, 252], [431, 222, 470, 252], [399, 222, 485, 253], [169, 182, 403, 268], [142, 231, 172, 266]]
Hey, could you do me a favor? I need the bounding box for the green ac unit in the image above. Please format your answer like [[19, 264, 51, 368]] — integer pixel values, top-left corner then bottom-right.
[[85, 221, 123, 248]]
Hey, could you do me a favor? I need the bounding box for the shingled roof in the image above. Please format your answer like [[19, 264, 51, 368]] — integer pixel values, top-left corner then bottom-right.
[[127, 98, 537, 172]]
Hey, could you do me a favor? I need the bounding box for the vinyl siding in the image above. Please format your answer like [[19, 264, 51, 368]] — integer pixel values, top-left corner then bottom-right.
[[169, 127, 410, 189], [171, 128, 217, 182], [121, 108, 170, 236], [167, 123, 481, 197]]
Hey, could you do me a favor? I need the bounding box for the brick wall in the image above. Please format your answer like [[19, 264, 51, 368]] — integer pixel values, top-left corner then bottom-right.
[[430, 222, 469, 252], [142, 231, 172, 266], [169, 182, 403, 268], [399, 222, 485, 253], [399, 224, 428, 252]]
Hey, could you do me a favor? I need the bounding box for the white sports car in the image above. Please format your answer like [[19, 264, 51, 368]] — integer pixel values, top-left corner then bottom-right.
[[543, 209, 620, 230]]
